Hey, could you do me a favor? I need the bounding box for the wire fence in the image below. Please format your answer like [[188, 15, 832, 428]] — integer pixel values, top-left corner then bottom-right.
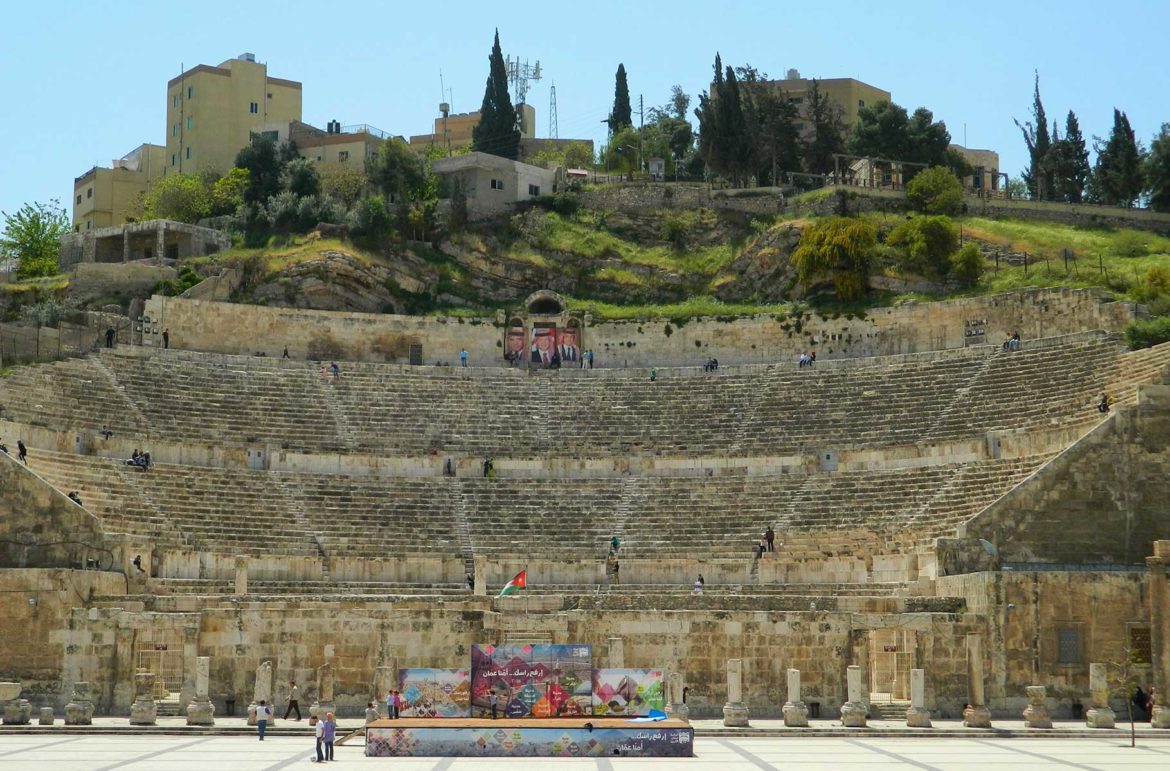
[[0, 322, 111, 365]]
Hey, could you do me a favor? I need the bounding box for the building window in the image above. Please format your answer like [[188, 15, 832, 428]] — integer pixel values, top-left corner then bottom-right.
[[187, 86, 193, 99], [859, 100, 866, 108], [185, 147, 191, 160], [86, 220, 92, 230], [173, 94, 179, 107], [249, 102, 258, 114], [75, 194, 82, 205], [87, 188, 93, 199], [186, 117, 193, 130], [528, 184, 540, 196], [267, 92, 273, 99], [1130, 626, 1152, 664], [172, 124, 178, 137], [171, 154, 177, 167], [1057, 627, 1081, 665], [490, 178, 504, 191], [791, 96, 803, 105], [338, 151, 349, 163]]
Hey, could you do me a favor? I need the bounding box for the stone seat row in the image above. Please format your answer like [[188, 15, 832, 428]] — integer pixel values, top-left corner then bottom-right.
[[3, 333, 1163, 459]]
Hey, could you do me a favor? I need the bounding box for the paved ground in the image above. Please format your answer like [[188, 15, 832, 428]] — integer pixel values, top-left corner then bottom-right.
[[2, 733, 1170, 770]]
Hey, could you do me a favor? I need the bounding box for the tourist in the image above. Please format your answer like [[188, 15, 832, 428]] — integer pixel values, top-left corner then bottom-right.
[[466, 572, 474, 590], [809, 350, 816, 364], [0, 440, 6, 454], [612, 559, 620, 584], [68, 491, 82, 506], [330, 362, 341, 381], [460, 349, 469, 367], [284, 680, 301, 721], [710, 357, 718, 370], [489, 689, 498, 719], [282, 346, 290, 359], [162, 329, 169, 349], [609, 535, 621, 555], [482, 457, 494, 478], [17, 439, 27, 464], [1133, 686, 1149, 721], [765, 526, 776, 552], [1004, 332, 1021, 351], [392, 689, 402, 718], [132, 555, 145, 573], [1098, 393, 1112, 414], [314, 714, 325, 762], [365, 701, 379, 724], [587, 349, 595, 369], [105, 327, 115, 348], [692, 577, 703, 595], [255, 699, 271, 740], [698, 573, 705, 588], [798, 352, 810, 368], [322, 711, 336, 761], [100, 425, 113, 440], [386, 688, 394, 719], [650, 369, 657, 382]]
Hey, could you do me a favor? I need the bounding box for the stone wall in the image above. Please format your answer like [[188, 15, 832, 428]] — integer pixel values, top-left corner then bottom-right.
[[144, 287, 1136, 367], [0, 454, 108, 569], [962, 384, 1170, 565], [67, 262, 176, 305]]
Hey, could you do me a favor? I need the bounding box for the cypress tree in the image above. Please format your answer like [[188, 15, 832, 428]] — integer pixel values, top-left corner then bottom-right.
[[1091, 109, 1145, 207], [1147, 124, 1170, 213], [1014, 72, 1054, 200], [1049, 111, 1090, 203], [472, 29, 521, 160], [608, 64, 632, 135]]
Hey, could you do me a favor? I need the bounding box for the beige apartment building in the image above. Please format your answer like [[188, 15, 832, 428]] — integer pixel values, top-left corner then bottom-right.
[[72, 144, 165, 231], [409, 104, 537, 151], [258, 120, 387, 172], [165, 53, 301, 176], [768, 70, 891, 133], [951, 144, 1002, 192]]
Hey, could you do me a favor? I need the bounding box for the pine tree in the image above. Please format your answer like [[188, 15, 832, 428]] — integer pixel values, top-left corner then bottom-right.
[[1014, 72, 1054, 200], [716, 65, 751, 185], [695, 54, 724, 174], [803, 79, 845, 176], [608, 64, 632, 135], [1091, 109, 1145, 207], [471, 29, 521, 160], [1147, 124, 1170, 213], [1049, 111, 1090, 203]]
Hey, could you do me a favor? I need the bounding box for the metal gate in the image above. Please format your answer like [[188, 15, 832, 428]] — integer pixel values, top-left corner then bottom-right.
[[134, 633, 184, 694]]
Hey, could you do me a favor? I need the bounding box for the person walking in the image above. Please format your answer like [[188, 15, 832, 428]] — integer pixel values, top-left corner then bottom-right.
[[460, 349, 469, 368], [489, 690, 498, 719], [255, 699, 271, 740], [284, 680, 301, 720], [322, 711, 336, 761], [765, 526, 775, 553], [162, 329, 170, 349], [17, 439, 27, 465], [105, 327, 115, 348], [314, 715, 325, 762]]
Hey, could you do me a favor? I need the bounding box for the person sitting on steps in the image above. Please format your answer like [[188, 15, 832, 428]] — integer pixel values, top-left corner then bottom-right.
[[1098, 393, 1113, 413]]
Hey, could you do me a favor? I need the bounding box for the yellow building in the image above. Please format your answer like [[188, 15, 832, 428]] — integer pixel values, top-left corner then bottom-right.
[[766, 70, 891, 133], [409, 104, 537, 151], [951, 145, 1002, 192], [259, 120, 388, 172], [165, 53, 302, 176], [72, 144, 165, 231]]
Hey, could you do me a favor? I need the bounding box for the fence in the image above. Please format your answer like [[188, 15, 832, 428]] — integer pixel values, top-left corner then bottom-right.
[[0, 321, 114, 365]]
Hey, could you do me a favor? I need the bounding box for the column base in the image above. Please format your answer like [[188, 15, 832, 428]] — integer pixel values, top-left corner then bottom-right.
[[3, 700, 31, 725], [963, 704, 991, 728], [1023, 705, 1052, 729], [840, 701, 867, 727], [187, 699, 216, 726], [1152, 705, 1170, 729], [782, 701, 808, 727], [38, 707, 54, 725], [906, 706, 932, 728], [1085, 706, 1115, 729], [311, 701, 335, 719], [129, 699, 157, 726], [667, 704, 690, 722], [722, 702, 750, 727]]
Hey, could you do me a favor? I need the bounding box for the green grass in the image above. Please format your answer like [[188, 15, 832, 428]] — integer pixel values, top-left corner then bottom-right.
[[563, 295, 796, 321]]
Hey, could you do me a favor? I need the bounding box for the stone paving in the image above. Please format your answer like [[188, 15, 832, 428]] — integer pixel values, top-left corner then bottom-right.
[[2, 732, 1170, 770]]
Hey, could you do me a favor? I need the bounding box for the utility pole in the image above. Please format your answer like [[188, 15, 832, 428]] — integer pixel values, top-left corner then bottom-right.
[[638, 94, 644, 176], [549, 83, 558, 139]]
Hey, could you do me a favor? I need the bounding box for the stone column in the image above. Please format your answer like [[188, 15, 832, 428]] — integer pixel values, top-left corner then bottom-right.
[[374, 665, 397, 706], [247, 660, 273, 726], [840, 665, 867, 727], [906, 669, 931, 727], [608, 638, 625, 669], [186, 656, 215, 726], [130, 672, 157, 725], [122, 229, 130, 262], [962, 634, 992, 727], [0, 682, 30, 725], [722, 659, 749, 726], [473, 556, 487, 596], [38, 707, 54, 725], [782, 668, 808, 727], [234, 556, 248, 595], [1149, 542, 1170, 729], [311, 662, 335, 719], [665, 671, 689, 722], [1086, 662, 1115, 729], [64, 681, 94, 725], [1022, 685, 1052, 728], [155, 222, 166, 264]]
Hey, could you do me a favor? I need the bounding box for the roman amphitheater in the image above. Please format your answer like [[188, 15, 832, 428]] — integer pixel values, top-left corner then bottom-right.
[[1, 285, 1168, 730]]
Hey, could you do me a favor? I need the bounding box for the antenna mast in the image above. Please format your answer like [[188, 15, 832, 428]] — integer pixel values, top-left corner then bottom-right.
[[505, 56, 542, 106], [549, 82, 558, 139]]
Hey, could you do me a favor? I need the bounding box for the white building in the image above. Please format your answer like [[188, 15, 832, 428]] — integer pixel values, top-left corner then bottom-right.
[[431, 152, 556, 218]]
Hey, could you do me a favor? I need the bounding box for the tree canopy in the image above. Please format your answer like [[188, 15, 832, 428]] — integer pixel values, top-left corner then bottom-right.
[[791, 217, 876, 301], [608, 64, 632, 135], [0, 200, 70, 279], [906, 167, 964, 215], [1048, 111, 1090, 203], [471, 30, 521, 160], [1147, 124, 1170, 213], [1091, 109, 1145, 207], [1015, 72, 1055, 200]]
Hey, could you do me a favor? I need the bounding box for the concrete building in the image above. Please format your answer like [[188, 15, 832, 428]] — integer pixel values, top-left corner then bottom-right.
[[766, 70, 891, 134], [165, 53, 302, 176], [951, 145, 1002, 192], [71, 144, 165, 232], [257, 119, 388, 173], [410, 104, 537, 151], [431, 151, 555, 217], [59, 220, 232, 269]]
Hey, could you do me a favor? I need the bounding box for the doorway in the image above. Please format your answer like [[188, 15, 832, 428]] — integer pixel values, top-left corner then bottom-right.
[[868, 628, 916, 703]]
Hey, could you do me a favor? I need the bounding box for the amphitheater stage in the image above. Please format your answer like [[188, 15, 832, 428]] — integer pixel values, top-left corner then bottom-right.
[[364, 716, 695, 757]]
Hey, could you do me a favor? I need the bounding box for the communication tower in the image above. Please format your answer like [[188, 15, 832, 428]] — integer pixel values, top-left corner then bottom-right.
[[548, 82, 558, 139], [505, 56, 542, 106]]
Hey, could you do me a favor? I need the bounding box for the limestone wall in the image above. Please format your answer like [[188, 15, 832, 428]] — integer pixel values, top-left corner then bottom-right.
[[0, 454, 107, 569], [144, 287, 1135, 367], [962, 384, 1170, 565]]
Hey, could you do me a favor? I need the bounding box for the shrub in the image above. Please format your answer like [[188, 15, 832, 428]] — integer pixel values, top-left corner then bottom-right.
[[1124, 316, 1170, 350], [906, 167, 964, 215], [791, 217, 876, 301], [886, 216, 959, 277], [263, 192, 341, 234], [155, 266, 204, 296], [533, 193, 581, 216], [1113, 231, 1148, 258], [348, 196, 392, 241], [950, 243, 985, 287]]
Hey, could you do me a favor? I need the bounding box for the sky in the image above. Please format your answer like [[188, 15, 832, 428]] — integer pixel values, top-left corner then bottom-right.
[[1, 0, 1168, 217]]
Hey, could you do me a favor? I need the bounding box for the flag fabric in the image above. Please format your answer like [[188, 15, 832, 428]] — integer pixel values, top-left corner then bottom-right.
[[497, 570, 527, 598]]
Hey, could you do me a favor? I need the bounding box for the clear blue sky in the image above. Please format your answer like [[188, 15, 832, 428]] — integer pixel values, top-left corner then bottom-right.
[[2, 0, 1167, 217]]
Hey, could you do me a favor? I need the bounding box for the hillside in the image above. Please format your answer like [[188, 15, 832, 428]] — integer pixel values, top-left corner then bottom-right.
[[189, 196, 1170, 321]]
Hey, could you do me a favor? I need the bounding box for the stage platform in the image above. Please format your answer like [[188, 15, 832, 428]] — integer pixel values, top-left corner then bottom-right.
[[365, 716, 694, 757]]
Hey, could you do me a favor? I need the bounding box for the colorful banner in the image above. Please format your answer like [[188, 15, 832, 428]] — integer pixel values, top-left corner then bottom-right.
[[366, 725, 693, 757], [590, 669, 665, 716], [470, 643, 593, 718], [397, 669, 470, 717]]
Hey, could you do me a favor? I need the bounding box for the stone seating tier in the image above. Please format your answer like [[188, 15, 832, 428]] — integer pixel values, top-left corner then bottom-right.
[[28, 448, 1047, 562], [2, 334, 1166, 459]]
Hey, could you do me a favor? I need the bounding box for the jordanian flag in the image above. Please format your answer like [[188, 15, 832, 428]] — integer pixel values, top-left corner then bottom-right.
[[497, 570, 527, 598]]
